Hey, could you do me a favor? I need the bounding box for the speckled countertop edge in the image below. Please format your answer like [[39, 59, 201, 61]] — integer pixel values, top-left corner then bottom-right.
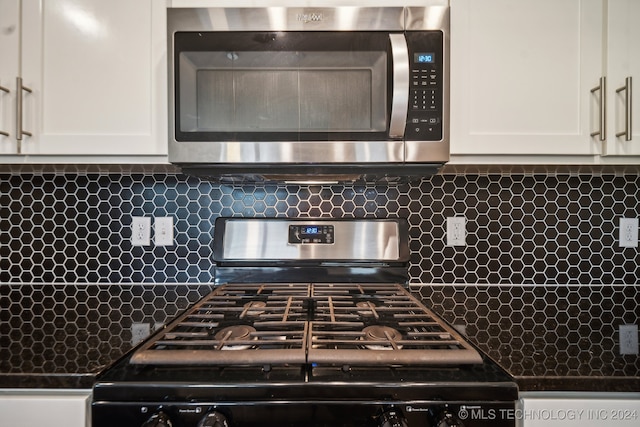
[[1, 363, 639, 393]]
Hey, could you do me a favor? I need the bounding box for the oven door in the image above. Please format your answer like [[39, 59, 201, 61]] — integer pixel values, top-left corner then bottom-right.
[[170, 30, 407, 164]]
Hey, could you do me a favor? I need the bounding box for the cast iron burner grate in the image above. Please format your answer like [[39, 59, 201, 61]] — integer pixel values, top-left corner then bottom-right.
[[129, 283, 482, 366]]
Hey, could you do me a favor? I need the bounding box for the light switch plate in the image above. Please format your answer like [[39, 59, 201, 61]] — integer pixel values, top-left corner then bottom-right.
[[154, 216, 174, 246], [131, 216, 151, 246]]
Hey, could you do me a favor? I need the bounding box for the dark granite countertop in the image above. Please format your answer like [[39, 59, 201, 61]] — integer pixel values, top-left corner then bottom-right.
[[1, 283, 639, 392], [1, 344, 639, 392], [0, 325, 118, 388], [0, 372, 98, 389], [516, 376, 639, 392]]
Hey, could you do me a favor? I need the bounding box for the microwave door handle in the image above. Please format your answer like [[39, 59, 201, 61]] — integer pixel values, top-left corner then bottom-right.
[[389, 33, 409, 139]]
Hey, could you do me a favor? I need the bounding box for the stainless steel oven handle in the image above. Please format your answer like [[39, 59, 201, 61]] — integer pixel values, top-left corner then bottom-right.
[[389, 33, 409, 139], [616, 76, 632, 141]]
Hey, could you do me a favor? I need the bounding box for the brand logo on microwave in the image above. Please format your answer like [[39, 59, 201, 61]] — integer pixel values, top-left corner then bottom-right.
[[297, 12, 324, 23]]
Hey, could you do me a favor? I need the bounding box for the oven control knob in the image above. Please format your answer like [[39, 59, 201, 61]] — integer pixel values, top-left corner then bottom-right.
[[198, 411, 230, 427], [434, 410, 465, 427], [378, 407, 408, 427], [141, 411, 173, 427]]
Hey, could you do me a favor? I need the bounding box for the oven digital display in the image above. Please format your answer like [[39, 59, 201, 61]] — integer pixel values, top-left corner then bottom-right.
[[414, 52, 435, 64], [301, 226, 320, 235], [289, 224, 334, 244]]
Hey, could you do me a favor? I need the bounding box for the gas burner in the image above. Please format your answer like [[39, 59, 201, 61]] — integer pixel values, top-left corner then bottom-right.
[[214, 325, 256, 350], [242, 301, 267, 317], [361, 326, 403, 350], [355, 301, 378, 318]]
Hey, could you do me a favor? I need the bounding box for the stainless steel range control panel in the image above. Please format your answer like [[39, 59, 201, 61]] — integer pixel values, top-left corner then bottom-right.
[[288, 224, 334, 244], [215, 218, 408, 262]]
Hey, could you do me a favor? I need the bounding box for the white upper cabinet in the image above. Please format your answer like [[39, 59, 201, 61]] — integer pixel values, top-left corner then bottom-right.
[[603, 0, 640, 156], [0, 0, 20, 154], [450, 0, 603, 157], [10, 0, 167, 156]]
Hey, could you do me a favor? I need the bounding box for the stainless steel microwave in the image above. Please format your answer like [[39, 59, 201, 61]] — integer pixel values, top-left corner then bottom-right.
[[167, 6, 449, 182]]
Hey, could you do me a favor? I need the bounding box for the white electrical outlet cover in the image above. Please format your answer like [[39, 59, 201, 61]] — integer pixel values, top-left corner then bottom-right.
[[620, 324, 639, 355], [131, 216, 151, 246], [154, 216, 174, 246], [131, 322, 151, 346], [619, 218, 639, 248], [446, 217, 466, 246]]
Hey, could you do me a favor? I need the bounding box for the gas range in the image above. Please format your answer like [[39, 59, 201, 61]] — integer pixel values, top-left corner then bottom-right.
[[92, 219, 518, 427], [130, 283, 482, 367]]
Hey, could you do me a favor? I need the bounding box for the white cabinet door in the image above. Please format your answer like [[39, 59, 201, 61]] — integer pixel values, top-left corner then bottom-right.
[[19, 0, 167, 156], [450, 0, 603, 156], [0, 389, 90, 427], [0, 0, 20, 154], [603, 0, 640, 156], [519, 393, 640, 427]]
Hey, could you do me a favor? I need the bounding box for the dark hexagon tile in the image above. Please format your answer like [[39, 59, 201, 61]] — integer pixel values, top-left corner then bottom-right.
[[414, 284, 640, 378]]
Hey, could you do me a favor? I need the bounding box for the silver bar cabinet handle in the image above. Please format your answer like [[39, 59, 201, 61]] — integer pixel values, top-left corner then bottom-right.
[[616, 76, 632, 141], [16, 77, 33, 142], [590, 76, 606, 141], [388, 33, 409, 139], [0, 84, 9, 137]]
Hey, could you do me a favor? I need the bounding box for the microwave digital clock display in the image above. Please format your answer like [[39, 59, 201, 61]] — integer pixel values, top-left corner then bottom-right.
[[414, 52, 435, 64]]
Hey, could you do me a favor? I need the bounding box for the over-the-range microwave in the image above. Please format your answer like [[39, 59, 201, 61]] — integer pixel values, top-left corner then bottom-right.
[[167, 6, 449, 183]]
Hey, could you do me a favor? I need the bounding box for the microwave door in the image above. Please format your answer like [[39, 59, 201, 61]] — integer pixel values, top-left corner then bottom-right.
[[388, 33, 409, 140], [169, 30, 419, 166], [173, 32, 394, 142]]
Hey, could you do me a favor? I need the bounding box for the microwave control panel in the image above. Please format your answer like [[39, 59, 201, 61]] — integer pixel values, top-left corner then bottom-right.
[[405, 31, 444, 142]]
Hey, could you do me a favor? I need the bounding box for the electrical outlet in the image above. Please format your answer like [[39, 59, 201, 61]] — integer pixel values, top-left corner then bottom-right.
[[131, 216, 151, 246], [453, 324, 467, 336], [446, 216, 466, 246], [154, 216, 174, 246], [619, 218, 638, 248], [131, 322, 151, 346], [619, 324, 639, 355]]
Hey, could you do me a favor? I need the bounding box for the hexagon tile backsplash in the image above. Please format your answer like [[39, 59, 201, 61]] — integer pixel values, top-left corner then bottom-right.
[[1, 173, 639, 284], [1, 173, 639, 379]]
